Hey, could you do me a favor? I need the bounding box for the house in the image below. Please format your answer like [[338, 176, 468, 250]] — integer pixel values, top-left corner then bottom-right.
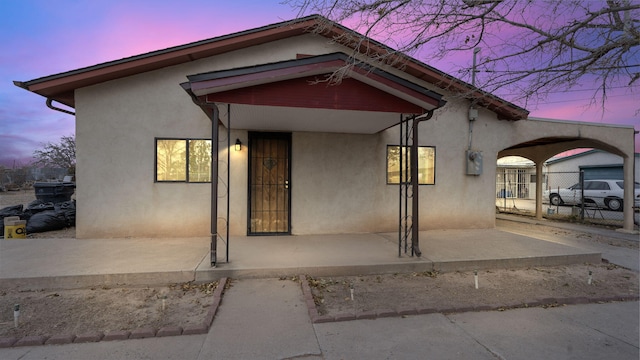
[[496, 156, 537, 200], [14, 15, 638, 253], [546, 149, 640, 182]]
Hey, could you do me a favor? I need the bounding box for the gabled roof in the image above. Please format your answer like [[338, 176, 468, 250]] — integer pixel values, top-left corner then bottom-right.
[[183, 52, 446, 110], [14, 15, 528, 120], [182, 52, 447, 134]]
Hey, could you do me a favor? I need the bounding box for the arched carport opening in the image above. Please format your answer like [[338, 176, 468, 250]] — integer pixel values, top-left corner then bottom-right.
[[498, 135, 636, 232]]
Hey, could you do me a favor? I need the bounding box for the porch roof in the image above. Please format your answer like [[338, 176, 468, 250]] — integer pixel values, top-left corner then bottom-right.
[[181, 53, 447, 134]]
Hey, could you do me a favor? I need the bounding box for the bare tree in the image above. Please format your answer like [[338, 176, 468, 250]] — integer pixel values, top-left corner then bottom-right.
[[33, 135, 76, 175], [288, 0, 639, 109]]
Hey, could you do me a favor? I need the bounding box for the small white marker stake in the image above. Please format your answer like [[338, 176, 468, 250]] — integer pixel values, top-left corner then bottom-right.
[[350, 282, 354, 301], [587, 270, 593, 285], [13, 304, 20, 328], [474, 270, 479, 289]]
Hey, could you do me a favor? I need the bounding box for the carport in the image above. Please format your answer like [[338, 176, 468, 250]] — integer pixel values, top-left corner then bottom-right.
[[499, 118, 637, 232]]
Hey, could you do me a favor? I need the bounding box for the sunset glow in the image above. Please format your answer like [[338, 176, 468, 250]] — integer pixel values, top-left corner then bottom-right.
[[1, 0, 637, 168]]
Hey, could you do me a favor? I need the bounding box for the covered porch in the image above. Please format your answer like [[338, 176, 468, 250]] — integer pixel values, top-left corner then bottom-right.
[[181, 52, 449, 266], [0, 228, 600, 290]]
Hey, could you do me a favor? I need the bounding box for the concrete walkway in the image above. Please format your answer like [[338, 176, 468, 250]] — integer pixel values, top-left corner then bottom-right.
[[0, 279, 637, 359]]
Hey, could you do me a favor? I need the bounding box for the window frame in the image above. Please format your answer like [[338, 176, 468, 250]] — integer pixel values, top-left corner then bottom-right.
[[386, 145, 436, 185], [155, 137, 213, 183]]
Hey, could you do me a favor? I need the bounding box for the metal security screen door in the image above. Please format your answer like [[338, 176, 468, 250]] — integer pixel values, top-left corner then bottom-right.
[[248, 132, 291, 235]]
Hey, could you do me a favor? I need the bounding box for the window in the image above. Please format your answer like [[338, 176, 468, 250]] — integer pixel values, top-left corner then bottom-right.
[[156, 138, 212, 182], [586, 181, 609, 191], [386, 145, 435, 185]]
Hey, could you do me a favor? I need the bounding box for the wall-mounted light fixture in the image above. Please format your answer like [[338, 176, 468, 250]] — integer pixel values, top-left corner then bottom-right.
[[235, 138, 242, 151]]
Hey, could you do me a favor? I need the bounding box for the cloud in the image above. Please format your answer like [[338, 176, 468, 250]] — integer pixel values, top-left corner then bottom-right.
[[0, 134, 40, 167]]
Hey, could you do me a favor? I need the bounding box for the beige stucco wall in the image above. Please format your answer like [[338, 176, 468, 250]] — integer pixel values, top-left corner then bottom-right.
[[74, 34, 353, 238], [74, 32, 636, 238], [225, 104, 499, 237], [216, 90, 505, 236]]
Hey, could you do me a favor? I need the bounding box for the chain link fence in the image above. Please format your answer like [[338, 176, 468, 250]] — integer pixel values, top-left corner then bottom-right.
[[497, 169, 639, 229], [495, 167, 536, 216], [544, 171, 630, 227]]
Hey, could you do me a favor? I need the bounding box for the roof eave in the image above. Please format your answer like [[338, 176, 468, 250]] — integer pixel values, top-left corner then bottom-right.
[[13, 15, 326, 108], [14, 14, 527, 120]]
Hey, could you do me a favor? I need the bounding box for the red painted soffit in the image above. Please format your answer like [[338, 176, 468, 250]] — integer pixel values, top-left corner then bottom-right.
[[205, 75, 425, 113]]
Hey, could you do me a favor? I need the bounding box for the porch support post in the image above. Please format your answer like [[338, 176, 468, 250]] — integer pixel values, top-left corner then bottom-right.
[[398, 114, 403, 257], [226, 104, 231, 262], [535, 161, 544, 220], [622, 154, 635, 232], [410, 116, 421, 257], [210, 106, 220, 267]]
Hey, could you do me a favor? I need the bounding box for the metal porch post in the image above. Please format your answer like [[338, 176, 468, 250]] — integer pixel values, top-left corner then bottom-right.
[[398, 114, 403, 257], [210, 106, 219, 267], [226, 104, 231, 262]]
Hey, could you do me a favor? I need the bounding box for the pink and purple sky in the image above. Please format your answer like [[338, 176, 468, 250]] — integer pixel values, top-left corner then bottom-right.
[[1, 0, 638, 168]]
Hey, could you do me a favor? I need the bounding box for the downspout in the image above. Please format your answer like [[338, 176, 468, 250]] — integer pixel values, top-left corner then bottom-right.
[[411, 109, 436, 257], [46, 99, 76, 116], [185, 92, 220, 267]]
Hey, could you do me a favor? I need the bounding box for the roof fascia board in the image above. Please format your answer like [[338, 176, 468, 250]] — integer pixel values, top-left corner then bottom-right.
[[187, 52, 445, 108], [16, 14, 526, 119], [17, 15, 322, 93]]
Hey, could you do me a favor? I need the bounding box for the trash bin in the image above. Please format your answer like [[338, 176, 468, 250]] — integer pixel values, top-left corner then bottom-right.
[[33, 182, 75, 203]]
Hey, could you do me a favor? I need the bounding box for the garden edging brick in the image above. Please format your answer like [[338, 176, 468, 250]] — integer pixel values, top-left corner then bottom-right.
[[1, 277, 228, 348]]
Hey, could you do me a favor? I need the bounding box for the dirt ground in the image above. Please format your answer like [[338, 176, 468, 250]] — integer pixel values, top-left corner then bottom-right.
[[1, 190, 639, 340], [0, 282, 219, 339], [308, 264, 638, 316]]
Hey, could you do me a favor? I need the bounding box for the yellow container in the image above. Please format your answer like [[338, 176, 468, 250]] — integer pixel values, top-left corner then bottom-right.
[[3, 217, 26, 239]]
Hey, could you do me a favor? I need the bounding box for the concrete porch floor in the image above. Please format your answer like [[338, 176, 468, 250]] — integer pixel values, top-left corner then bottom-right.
[[0, 226, 600, 290], [196, 229, 600, 281]]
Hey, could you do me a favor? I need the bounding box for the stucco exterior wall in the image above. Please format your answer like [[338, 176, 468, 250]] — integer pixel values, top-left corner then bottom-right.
[[229, 98, 500, 237], [73, 31, 636, 238], [291, 132, 383, 234], [75, 68, 212, 238], [74, 34, 360, 238], [409, 103, 500, 229]]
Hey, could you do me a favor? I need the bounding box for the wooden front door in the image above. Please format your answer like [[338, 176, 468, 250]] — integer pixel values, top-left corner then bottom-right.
[[248, 132, 291, 235]]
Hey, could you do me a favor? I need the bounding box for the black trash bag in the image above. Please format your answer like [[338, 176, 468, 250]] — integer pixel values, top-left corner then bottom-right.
[[26, 200, 55, 213], [26, 210, 68, 233], [0, 204, 23, 217], [21, 201, 56, 224], [0, 204, 24, 235], [55, 200, 76, 227]]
